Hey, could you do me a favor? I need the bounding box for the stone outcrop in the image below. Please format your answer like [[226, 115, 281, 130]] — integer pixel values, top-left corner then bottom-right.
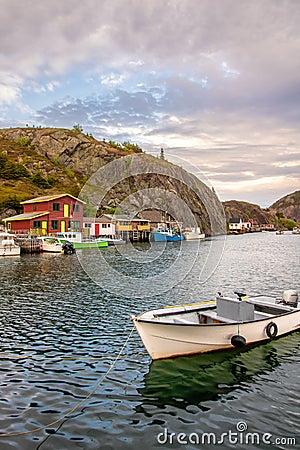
[[270, 190, 300, 223]]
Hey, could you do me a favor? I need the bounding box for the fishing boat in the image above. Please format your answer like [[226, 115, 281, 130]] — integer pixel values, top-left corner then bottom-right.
[[183, 227, 205, 240], [37, 236, 64, 253], [152, 227, 184, 242], [0, 232, 21, 256], [57, 232, 108, 249], [97, 236, 126, 245], [131, 290, 300, 360]]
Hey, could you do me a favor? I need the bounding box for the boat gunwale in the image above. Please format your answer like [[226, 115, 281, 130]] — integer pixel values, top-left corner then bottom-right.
[[132, 307, 300, 327]]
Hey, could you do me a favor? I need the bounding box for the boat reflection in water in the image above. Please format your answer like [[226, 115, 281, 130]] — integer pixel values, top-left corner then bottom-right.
[[137, 332, 300, 410]]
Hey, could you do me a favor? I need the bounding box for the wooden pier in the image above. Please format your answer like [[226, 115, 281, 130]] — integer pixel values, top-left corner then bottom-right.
[[15, 236, 42, 253]]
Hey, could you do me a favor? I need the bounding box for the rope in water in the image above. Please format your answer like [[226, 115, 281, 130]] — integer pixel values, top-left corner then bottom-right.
[[0, 326, 135, 438]]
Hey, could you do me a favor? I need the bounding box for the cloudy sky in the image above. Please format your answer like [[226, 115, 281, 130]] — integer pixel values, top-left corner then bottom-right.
[[1, 0, 299, 206]]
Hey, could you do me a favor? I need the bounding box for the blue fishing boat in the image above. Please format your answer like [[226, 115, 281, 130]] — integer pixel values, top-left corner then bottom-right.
[[152, 227, 184, 242]]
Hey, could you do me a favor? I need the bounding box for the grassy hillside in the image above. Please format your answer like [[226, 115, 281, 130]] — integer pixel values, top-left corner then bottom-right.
[[0, 130, 83, 215], [0, 127, 142, 217]]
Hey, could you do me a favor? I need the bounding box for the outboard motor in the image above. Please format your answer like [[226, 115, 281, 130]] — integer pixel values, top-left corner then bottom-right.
[[282, 290, 298, 308], [62, 242, 76, 255]]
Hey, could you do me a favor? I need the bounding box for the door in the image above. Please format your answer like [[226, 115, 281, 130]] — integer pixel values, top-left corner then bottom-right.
[[42, 221, 48, 235], [64, 204, 70, 218], [95, 224, 100, 235], [61, 220, 66, 232]]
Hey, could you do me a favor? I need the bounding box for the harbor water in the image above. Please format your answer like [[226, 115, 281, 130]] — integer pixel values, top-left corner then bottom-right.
[[0, 232, 299, 449]]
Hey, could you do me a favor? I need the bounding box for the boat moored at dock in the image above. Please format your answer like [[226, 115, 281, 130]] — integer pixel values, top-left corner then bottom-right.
[[57, 232, 108, 248], [131, 290, 300, 360], [152, 227, 184, 242], [183, 227, 205, 240], [36, 236, 64, 253], [0, 232, 21, 256]]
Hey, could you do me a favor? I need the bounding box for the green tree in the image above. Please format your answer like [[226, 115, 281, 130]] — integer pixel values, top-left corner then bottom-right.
[[73, 124, 83, 133]]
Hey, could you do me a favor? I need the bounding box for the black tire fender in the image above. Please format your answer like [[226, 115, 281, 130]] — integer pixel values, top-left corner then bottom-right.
[[231, 335, 246, 348], [266, 321, 278, 339]]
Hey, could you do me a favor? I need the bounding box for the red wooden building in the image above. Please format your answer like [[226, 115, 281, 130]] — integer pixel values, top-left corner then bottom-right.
[[4, 194, 84, 235]]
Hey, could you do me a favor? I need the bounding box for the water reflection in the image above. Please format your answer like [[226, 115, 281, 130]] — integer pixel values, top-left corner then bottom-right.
[[138, 332, 300, 412]]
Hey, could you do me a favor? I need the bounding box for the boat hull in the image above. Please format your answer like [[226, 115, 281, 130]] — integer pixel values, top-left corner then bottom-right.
[[166, 234, 184, 242], [152, 231, 184, 242], [152, 232, 168, 241], [0, 246, 20, 256], [183, 232, 205, 240], [40, 244, 63, 253], [132, 310, 300, 360], [72, 241, 108, 249]]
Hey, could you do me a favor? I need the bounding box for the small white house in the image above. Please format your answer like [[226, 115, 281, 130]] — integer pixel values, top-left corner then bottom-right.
[[229, 218, 251, 233], [83, 217, 116, 237]]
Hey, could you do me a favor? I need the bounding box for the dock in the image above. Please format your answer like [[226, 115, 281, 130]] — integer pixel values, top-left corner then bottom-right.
[[14, 236, 42, 253]]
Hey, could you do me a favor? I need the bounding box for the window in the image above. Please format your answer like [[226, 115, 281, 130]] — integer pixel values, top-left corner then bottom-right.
[[33, 203, 37, 211], [53, 203, 60, 211], [102, 223, 107, 228], [51, 220, 58, 230], [72, 221, 80, 231], [33, 221, 42, 228], [73, 204, 80, 212], [84, 223, 91, 228]]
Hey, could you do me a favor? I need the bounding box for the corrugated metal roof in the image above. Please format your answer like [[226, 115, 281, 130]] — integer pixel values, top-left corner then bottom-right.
[[3, 211, 49, 221], [21, 194, 85, 204]]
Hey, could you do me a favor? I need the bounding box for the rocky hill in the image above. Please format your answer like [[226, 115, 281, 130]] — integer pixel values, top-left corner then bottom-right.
[[0, 127, 141, 217], [223, 200, 276, 225], [223, 197, 300, 230], [0, 127, 298, 233], [0, 127, 225, 235], [269, 190, 300, 223]]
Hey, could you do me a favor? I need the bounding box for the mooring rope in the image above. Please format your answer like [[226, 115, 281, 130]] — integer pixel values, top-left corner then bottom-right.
[[0, 326, 135, 438]]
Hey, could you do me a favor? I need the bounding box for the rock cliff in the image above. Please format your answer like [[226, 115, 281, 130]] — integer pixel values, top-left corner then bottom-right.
[[270, 190, 300, 223], [0, 127, 225, 235]]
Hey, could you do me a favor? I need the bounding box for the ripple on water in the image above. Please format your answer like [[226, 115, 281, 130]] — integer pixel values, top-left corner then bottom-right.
[[0, 234, 299, 449]]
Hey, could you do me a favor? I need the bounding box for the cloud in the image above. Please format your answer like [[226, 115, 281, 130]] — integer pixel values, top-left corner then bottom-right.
[[1, 0, 300, 205]]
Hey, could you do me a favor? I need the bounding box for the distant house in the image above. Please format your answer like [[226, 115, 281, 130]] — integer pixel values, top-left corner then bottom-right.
[[260, 223, 275, 231], [100, 214, 151, 241], [229, 217, 251, 233], [3, 194, 84, 235], [83, 216, 116, 237], [138, 210, 181, 230], [138, 210, 165, 229]]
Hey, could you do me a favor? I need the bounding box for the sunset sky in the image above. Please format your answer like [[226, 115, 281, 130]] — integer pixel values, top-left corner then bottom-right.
[[1, 0, 299, 206]]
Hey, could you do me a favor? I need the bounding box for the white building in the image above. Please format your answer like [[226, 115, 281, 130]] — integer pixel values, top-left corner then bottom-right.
[[83, 217, 116, 237], [229, 218, 251, 233]]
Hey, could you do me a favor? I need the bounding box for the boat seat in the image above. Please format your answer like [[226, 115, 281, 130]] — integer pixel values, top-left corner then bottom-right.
[[254, 311, 274, 319], [201, 311, 238, 324], [248, 299, 292, 312]]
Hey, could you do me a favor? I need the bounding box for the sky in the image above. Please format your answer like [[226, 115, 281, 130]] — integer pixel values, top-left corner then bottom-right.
[[0, 0, 299, 207]]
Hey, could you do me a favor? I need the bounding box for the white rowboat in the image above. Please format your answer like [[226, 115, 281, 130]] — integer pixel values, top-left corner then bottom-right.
[[131, 290, 300, 360]]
